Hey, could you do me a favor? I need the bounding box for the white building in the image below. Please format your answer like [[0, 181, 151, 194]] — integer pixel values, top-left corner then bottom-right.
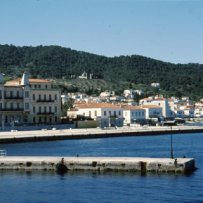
[[151, 83, 160, 88], [78, 72, 88, 79], [141, 105, 162, 119], [100, 90, 115, 98], [123, 106, 145, 125], [140, 97, 173, 118], [73, 103, 124, 128], [183, 105, 195, 117]]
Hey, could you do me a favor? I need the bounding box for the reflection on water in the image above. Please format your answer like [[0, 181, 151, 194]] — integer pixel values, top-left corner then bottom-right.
[[0, 133, 203, 203]]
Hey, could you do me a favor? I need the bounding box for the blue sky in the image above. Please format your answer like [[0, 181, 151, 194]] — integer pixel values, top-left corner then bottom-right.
[[0, 0, 203, 64]]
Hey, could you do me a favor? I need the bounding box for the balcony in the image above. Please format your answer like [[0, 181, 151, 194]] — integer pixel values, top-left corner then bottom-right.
[[0, 108, 24, 112], [4, 96, 24, 100], [37, 112, 54, 115], [36, 99, 55, 103]]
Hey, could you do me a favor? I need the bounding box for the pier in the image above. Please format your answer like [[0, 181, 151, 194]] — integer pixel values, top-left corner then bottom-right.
[[0, 156, 195, 174], [0, 125, 203, 144]]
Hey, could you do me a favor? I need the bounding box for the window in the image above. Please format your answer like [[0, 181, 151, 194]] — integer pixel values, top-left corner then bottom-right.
[[33, 94, 35, 100], [10, 91, 13, 97], [39, 94, 41, 101], [0, 90, 2, 99], [89, 111, 91, 117], [118, 111, 121, 116], [49, 94, 52, 100], [25, 103, 29, 110], [44, 94, 46, 100], [0, 103, 2, 110], [38, 85, 41, 88], [34, 84, 37, 88], [55, 94, 57, 100], [45, 84, 48, 89], [49, 106, 52, 113], [10, 102, 13, 109], [25, 91, 29, 98], [104, 111, 106, 116], [94, 110, 97, 116], [33, 106, 35, 113], [23, 116, 28, 123], [33, 117, 36, 123], [39, 106, 41, 113], [55, 116, 57, 122], [142, 112, 144, 116], [44, 106, 47, 112], [55, 106, 57, 113], [109, 111, 111, 116], [17, 91, 19, 97], [114, 111, 116, 117]]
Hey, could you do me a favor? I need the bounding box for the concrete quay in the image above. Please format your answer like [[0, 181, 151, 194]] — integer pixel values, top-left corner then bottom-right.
[[0, 125, 203, 144], [0, 156, 196, 174]]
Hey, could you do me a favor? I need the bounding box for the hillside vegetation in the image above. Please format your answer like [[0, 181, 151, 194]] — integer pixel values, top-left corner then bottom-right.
[[0, 44, 203, 100]]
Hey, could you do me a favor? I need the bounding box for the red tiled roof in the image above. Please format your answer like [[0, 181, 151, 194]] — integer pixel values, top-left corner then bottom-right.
[[123, 106, 143, 110], [4, 78, 50, 86], [77, 103, 122, 109], [141, 105, 162, 109]]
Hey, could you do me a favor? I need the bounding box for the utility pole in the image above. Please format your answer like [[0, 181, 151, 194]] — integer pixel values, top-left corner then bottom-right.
[[170, 125, 174, 159]]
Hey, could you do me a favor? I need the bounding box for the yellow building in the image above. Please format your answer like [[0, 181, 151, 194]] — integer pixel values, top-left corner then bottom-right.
[[0, 73, 61, 129]]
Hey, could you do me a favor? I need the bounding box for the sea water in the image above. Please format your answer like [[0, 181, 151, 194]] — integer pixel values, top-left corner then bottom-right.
[[0, 133, 203, 203]]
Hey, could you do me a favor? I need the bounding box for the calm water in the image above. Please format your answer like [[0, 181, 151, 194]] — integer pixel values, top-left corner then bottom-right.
[[0, 133, 203, 203]]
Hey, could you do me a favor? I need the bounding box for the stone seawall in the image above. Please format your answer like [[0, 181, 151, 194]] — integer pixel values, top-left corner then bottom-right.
[[0, 125, 203, 144], [0, 156, 196, 174]]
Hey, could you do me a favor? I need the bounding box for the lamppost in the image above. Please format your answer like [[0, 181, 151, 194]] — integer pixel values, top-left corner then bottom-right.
[[170, 125, 174, 159]]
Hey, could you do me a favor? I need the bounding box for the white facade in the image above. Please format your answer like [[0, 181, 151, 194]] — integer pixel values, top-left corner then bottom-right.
[[151, 83, 160, 88], [73, 103, 124, 127], [141, 106, 162, 119], [140, 97, 173, 118], [123, 106, 145, 125], [76, 103, 123, 119]]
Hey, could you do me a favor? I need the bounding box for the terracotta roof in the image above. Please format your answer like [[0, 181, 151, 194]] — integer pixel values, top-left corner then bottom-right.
[[77, 103, 122, 109], [141, 105, 162, 109], [4, 78, 50, 86], [4, 80, 20, 86], [29, 79, 50, 83], [123, 106, 144, 110]]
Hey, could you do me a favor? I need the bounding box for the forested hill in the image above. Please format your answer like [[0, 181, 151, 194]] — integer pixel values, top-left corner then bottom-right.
[[0, 44, 203, 99]]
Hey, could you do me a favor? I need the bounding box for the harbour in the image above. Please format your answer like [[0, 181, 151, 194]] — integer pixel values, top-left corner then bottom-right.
[[0, 133, 202, 203]]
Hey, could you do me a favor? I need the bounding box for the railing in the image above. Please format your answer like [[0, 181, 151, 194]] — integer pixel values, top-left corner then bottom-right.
[[4, 96, 24, 99], [36, 99, 55, 103], [37, 112, 54, 115], [0, 108, 24, 111], [0, 150, 7, 156]]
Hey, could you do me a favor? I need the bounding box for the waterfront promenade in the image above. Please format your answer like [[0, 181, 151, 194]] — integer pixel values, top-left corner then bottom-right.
[[0, 125, 203, 144]]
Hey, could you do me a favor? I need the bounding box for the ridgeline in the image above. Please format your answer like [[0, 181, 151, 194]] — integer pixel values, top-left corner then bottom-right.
[[0, 44, 203, 99]]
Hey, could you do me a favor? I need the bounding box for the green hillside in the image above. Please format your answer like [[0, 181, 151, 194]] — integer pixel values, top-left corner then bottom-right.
[[0, 44, 203, 100]]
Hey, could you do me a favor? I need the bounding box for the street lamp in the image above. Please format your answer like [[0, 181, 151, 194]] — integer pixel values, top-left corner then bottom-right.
[[170, 125, 174, 159]]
